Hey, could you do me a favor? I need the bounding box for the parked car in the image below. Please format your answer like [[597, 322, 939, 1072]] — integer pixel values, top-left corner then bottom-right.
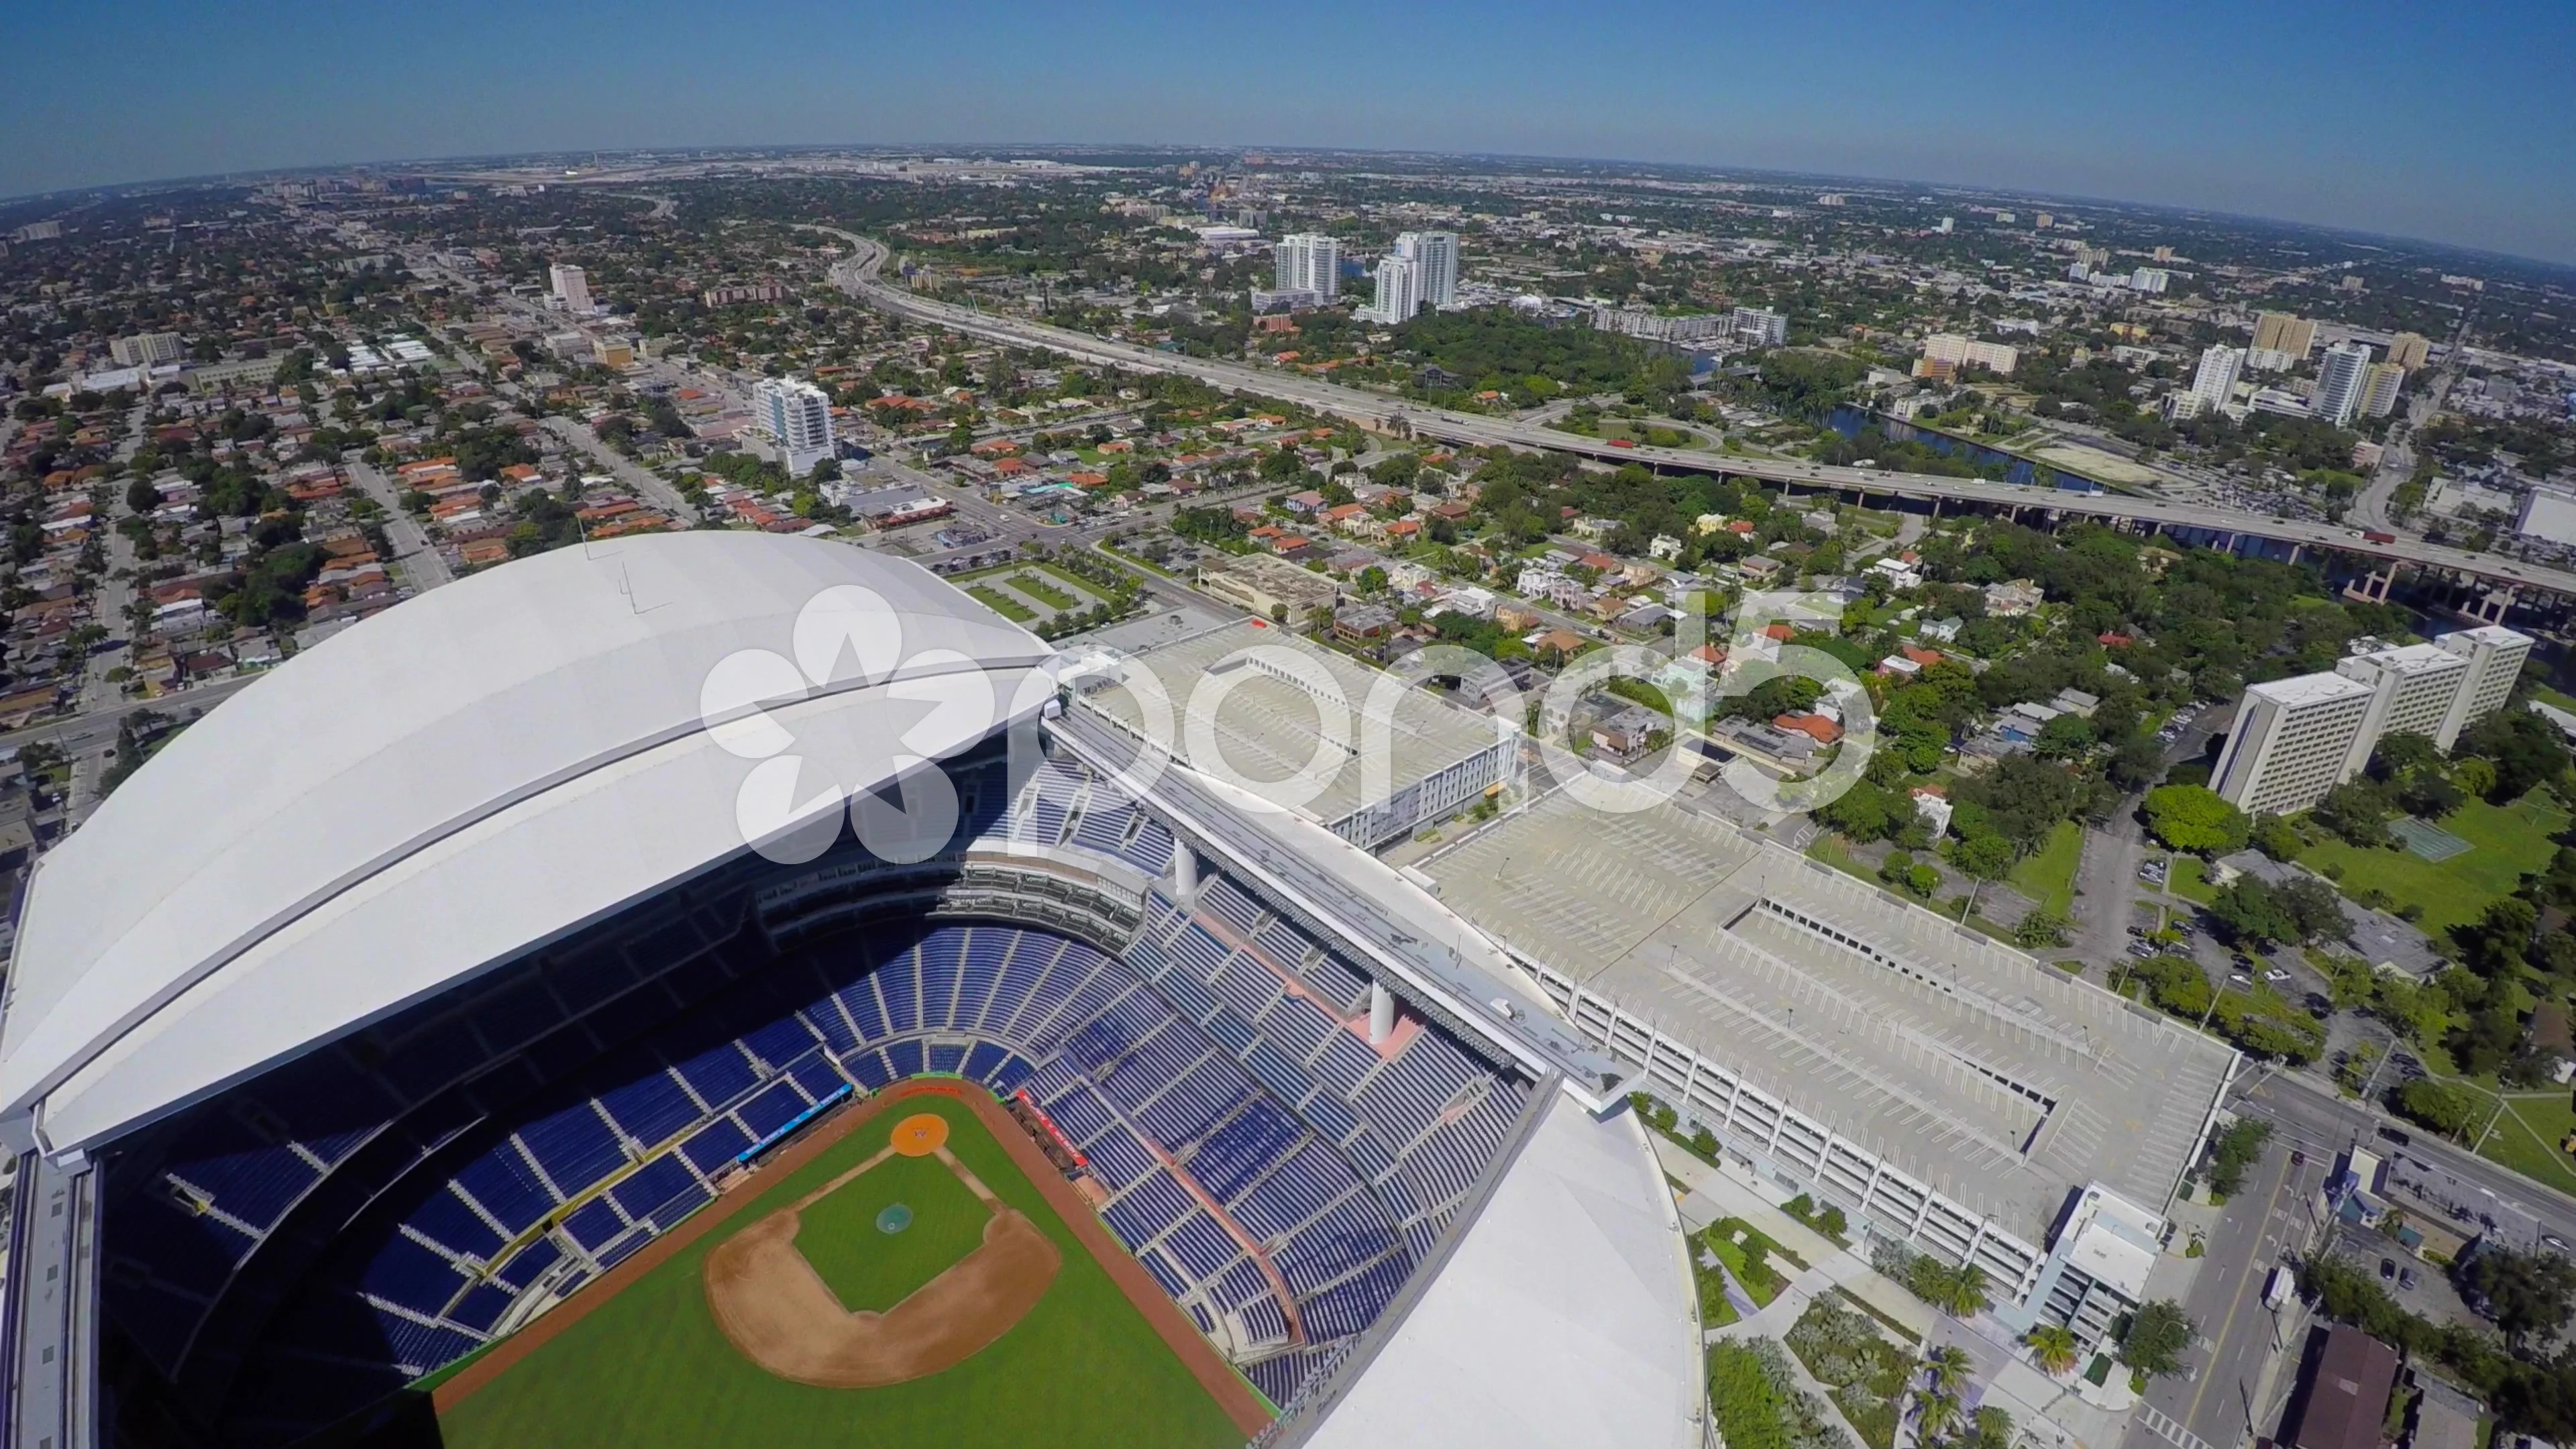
[[2379, 1258, 2397, 1280], [2265, 969, 2292, 983], [2544, 1234, 2571, 1254], [2400, 1268, 2418, 1290]]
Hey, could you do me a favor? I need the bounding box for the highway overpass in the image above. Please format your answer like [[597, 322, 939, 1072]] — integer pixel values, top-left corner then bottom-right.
[[814, 229, 2576, 602]]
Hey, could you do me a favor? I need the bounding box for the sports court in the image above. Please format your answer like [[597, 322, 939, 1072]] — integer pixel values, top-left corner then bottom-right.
[[2391, 815, 2472, 861], [427, 1083, 1260, 1449]]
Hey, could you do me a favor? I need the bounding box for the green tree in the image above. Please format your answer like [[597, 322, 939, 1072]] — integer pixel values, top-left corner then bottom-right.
[[2014, 909, 2074, 950], [2145, 784, 2251, 854], [2025, 1324, 2079, 1376], [2461, 1246, 2576, 1350], [2035, 712, 2096, 761], [2118, 1299, 2194, 1377], [2391, 1079, 2481, 1138]]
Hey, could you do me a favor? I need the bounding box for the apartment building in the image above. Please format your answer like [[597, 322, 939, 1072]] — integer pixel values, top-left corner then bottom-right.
[[2438, 626, 2534, 745], [2314, 342, 2375, 425], [1364, 254, 1422, 323], [1395, 231, 1458, 309], [2216, 627, 2534, 814], [2361, 362, 2406, 418], [1731, 307, 1790, 347], [2252, 312, 2318, 360], [2190, 345, 2245, 412], [1921, 333, 2019, 375], [548, 262, 593, 315], [2334, 643, 2469, 767], [1273, 234, 1341, 301], [753, 376, 836, 476], [109, 332, 185, 368], [2212, 674, 2377, 815], [2386, 332, 2432, 370]]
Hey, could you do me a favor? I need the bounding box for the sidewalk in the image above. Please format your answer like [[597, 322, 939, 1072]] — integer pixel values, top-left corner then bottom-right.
[[1653, 1136, 1935, 1340]]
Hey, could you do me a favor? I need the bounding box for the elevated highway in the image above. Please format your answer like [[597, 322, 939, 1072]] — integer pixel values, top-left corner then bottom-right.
[[812, 229, 2575, 602]]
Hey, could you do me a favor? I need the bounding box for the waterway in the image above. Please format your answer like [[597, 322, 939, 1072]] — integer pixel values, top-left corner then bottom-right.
[[1825, 405, 2106, 493]]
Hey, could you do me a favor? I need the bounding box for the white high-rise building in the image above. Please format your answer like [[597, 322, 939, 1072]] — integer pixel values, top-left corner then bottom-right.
[[1273, 234, 1340, 301], [1395, 231, 1458, 309], [1731, 307, 1789, 347], [2189, 345, 2245, 413], [2314, 341, 2373, 425], [2211, 674, 2377, 816], [1364, 255, 1422, 324], [2436, 625, 2534, 745], [754, 377, 837, 477], [549, 262, 594, 315], [1937, 217, 1955, 233], [2334, 643, 2471, 768]]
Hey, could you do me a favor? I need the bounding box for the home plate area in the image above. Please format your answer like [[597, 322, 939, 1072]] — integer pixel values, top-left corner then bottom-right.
[[703, 1112, 1063, 1388]]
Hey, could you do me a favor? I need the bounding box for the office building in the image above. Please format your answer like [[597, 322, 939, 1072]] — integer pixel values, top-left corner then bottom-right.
[[1364, 254, 1422, 323], [2153, 246, 2176, 262], [1595, 308, 1725, 343], [2190, 345, 2245, 412], [2314, 342, 2374, 425], [109, 332, 185, 368], [1273, 233, 1341, 301], [2034, 212, 2053, 229], [2129, 268, 2170, 294], [2436, 626, 2534, 745], [1731, 307, 1789, 347], [1395, 231, 1458, 309], [2386, 332, 2431, 370], [2361, 362, 2406, 418], [2252, 312, 2318, 360], [2212, 673, 2377, 815], [549, 262, 593, 314], [1248, 286, 1322, 313], [2334, 643, 2470, 766], [753, 376, 836, 476], [1921, 333, 2019, 376], [1937, 217, 1954, 233]]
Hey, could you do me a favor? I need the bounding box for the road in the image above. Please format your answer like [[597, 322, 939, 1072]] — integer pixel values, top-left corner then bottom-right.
[[345, 456, 455, 590], [2238, 1069, 2576, 1252], [2351, 311, 2475, 535], [2123, 1134, 2324, 1449], [538, 415, 704, 523], [812, 229, 2571, 601], [0, 677, 260, 758]]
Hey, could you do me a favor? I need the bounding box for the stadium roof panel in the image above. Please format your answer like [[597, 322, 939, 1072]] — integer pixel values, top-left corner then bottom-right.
[[1, 533, 1056, 1152], [1301, 1095, 1702, 1449]]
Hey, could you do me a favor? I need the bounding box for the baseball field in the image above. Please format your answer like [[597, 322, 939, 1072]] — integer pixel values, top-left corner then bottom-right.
[[424, 1081, 1264, 1449]]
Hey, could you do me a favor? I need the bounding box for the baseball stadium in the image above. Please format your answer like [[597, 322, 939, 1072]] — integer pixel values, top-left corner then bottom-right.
[[0, 533, 1703, 1449]]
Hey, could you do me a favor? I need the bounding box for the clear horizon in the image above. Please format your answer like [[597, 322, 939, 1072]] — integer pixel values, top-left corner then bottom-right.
[[5, 0, 2571, 266]]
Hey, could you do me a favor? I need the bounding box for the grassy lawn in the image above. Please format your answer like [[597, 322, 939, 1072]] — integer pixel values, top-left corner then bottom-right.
[[1704, 1233, 1780, 1308], [439, 1095, 1244, 1449], [1097, 541, 1178, 578], [1032, 559, 1119, 598], [2169, 855, 2220, 905], [2298, 795, 2570, 935], [1805, 835, 1878, 887], [1004, 572, 1081, 610], [963, 584, 1037, 624], [2009, 821, 2084, 916], [2483, 1093, 2576, 1197]]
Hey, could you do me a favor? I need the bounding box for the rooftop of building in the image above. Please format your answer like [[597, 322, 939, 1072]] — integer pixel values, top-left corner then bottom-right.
[[2344, 641, 2466, 675], [2248, 672, 2376, 706], [1417, 789, 2237, 1242], [1075, 619, 1510, 835]]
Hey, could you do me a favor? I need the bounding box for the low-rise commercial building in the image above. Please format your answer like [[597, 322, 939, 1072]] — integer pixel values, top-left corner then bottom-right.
[[1197, 552, 1340, 621]]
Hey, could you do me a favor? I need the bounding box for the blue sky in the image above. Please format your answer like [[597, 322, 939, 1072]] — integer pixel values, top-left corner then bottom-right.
[[7, 0, 2572, 263]]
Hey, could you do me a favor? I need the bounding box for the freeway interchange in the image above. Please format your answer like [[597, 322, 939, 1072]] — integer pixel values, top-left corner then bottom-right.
[[812, 227, 2575, 602]]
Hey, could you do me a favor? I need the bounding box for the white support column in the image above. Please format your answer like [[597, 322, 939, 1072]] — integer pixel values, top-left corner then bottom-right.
[[1171, 847, 1198, 902], [1368, 982, 1395, 1045]]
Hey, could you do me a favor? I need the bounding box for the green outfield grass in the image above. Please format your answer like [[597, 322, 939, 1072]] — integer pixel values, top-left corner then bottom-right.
[[2298, 795, 2569, 934], [435, 1094, 1244, 1449]]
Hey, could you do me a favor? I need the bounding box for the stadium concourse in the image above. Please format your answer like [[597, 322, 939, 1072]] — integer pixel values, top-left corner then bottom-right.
[[0, 534, 1700, 1449]]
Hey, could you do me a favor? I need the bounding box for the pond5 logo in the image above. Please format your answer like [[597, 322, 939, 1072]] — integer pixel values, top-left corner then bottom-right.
[[696, 585, 1009, 865]]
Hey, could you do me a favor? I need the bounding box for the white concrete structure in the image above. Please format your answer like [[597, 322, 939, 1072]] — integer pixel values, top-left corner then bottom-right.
[[1275, 233, 1341, 301], [1365, 253, 1423, 324], [2437, 625, 2534, 744], [2190, 344, 2245, 413], [755, 376, 837, 476], [2315, 341, 2374, 425], [2335, 642, 2471, 764], [1301, 1098, 1702, 1449], [1395, 230, 1459, 310], [2212, 672, 2377, 815], [1921, 333, 2019, 375], [548, 261, 593, 314], [1731, 307, 1789, 347], [2516, 486, 2576, 548], [0, 534, 1059, 1153]]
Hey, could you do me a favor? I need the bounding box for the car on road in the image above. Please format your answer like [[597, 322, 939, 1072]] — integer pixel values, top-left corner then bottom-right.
[[2380, 1126, 2413, 1146], [2546, 1234, 2571, 1254]]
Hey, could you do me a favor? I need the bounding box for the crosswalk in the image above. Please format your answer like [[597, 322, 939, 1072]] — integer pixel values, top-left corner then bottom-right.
[[2137, 1405, 2213, 1449]]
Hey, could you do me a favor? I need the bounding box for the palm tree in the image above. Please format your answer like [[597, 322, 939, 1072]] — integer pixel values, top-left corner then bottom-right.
[[1915, 1385, 1962, 1445], [1943, 1264, 1993, 1318], [1925, 1344, 1974, 1395], [2025, 1323, 2080, 1376]]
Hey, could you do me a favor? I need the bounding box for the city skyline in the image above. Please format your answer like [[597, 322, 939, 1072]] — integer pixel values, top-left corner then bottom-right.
[[4, 0, 2573, 265]]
